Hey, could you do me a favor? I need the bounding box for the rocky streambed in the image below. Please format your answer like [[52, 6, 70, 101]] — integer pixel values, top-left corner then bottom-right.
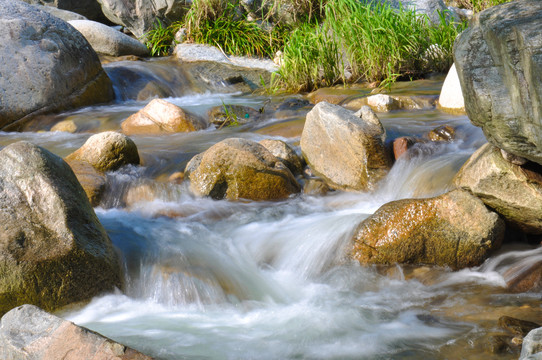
[[0, 0, 541, 359]]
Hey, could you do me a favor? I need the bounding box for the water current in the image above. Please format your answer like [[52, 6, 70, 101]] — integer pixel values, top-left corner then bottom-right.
[[3, 58, 541, 359]]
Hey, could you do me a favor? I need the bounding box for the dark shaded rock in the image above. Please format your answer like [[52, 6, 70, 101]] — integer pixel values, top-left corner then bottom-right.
[[0, 142, 122, 315], [208, 105, 261, 128], [499, 316, 541, 337], [22, 0, 106, 21], [428, 125, 456, 142], [351, 189, 505, 269], [0, 0, 114, 130], [65, 159, 107, 206]]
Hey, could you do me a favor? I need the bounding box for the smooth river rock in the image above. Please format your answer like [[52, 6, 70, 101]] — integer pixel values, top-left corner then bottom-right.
[[0, 305, 152, 359], [300, 102, 392, 192], [259, 139, 304, 176], [0, 0, 114, 131], [520, 327, 542, 360], [0, 142, 122, 315], [453, 143, 542, 234], [68, 20, 149, 57], [65, 131, 140, 173], [454, 0, 542, 164], [122, 99, 207, 135], [186, 138, 300, 201], [351, 189, 505, 269]]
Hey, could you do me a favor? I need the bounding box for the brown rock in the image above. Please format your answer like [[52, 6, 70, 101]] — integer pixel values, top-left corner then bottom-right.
[[498, 316, 541, 337], [121, 99, 207, 135], [503, 260, 542, 293], [351, 189, 505, 269], [393, 136, 420, 160], [186, 138, 300, 201], [65, 131, 140, 173], [66, 159, 107, 206], [303, 178, 330, 196], [0, 305, 153, 359], [428, 125, 456, 142], [259, 139, 304, 176]]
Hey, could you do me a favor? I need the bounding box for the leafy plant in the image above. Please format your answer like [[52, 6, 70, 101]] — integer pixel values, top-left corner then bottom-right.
[[142, 20, 183, 57]]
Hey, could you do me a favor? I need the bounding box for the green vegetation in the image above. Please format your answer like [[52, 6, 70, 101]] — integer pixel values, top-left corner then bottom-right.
[[454, 0, 512, 12], [143, 20, 182, 57]]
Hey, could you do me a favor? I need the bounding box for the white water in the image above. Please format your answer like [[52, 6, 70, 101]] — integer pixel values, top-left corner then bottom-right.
[[6, 61, 538, 359]]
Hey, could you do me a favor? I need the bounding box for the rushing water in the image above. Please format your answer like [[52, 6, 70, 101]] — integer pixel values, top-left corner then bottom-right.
[[5, 58, 541, 359]]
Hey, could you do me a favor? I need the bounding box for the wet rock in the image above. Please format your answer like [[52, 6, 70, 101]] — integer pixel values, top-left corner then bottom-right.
[[0, 305, 152, 359], [366, 94, 400, 112], [503, 260, 542, 293], [486, 335, 512, 354], [343, 94, 438, 112], [351, 189, 505, 269], [428, 125, 455, 142], [520, 327, 542, 359], [437, 63, 465, 115], [303, 178, 330, 196], [0, 0, 114, 130], [259, 139, 304, 176], [499, 316, 541, 337], [51, 119, 78, 133], [301, 102, 392, 192], [186, 138, 300, 201], [97, 0, 188, 38], [0, 142, 122, 315], [501, 149, 528, 166], [307, 88, 362, 105], [68, 20, 149, 57], [454, 0, 542, 165], [393, 136, 421, 160], [22, 0, 106, 21], [453, 144, 542, 234], [65, 159, 107, 206], [65, 131, 140, 173], [122, 99, 206, 135], [208, 104, 261, 128]]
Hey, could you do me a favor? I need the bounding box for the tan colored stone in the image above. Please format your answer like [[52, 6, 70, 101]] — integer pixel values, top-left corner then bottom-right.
[[259, 139, 303, 176], [51, 120, 78, 133], [351, 189, 504, 269], [66, 159, 106, 206], [122, 99, 206, 135], [186, 138, 300, 201]]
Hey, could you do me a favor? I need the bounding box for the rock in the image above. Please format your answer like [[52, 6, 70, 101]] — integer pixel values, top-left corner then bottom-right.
[[501, 149, 528, 166], [186, 138, 300, 201], [97, 0, 188, 38], [499, 316, 541, 337], [259, 139, 304, 176], [343, 94, 438, 112], [208, 105, 261, 128], [51, 119, 78, 133], [122, 99, 206, 135], [520, 327, 542, 360], [453, 143, 542, 234], [351, 189, 505, 269], [0, 0, 114, 130], [366, 94, 400, 112], [437, 64, 465, 114], [307, 88, 362, 105], [454, 1, 542, 165], [503, 259, 542, 293], [393, 136, 421, 159], [68, 20, 149, 57], [300, 102, 392, 192], [65, 131, 140, 173], [65, 159, 107, 206], [22, 0, 106, 21], [33, 4, 88, 21], [428, 125, 455, 142], [0, 305, 152, 359], [303, 178, 330, 196], [0, 142, 122, 315], [378, 0, 455, 24]]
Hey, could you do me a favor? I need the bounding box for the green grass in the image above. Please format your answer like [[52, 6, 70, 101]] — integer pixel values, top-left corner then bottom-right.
[[455, 0, 512, 12], [274, 0, 466, 92], [142, 20, 183, 57]]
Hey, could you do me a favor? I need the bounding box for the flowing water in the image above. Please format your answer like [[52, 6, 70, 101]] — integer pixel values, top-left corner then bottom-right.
[[5, 58, 542, 359]]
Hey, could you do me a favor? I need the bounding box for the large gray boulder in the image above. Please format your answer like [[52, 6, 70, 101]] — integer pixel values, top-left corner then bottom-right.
[[186, 138, 301, 201], [454, 0, 542, 165], [0, 305, 152, 359], [0, 142, 122, 316], [0, 0, 114, 131], [454, 143, 542, 234], [68, 20, 149, 57], [300, 102, 392, 192], [21, 0, 106, 21], [520, 327, 542, 360], [97, 0, 188, 38], [351, 189, 505, 270]]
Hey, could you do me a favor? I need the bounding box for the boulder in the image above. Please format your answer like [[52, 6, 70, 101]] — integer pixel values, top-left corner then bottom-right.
[[33, 4, 88, 21], [186, 138, 300, 201], [499, 316, 541, 337], [0, 305, 152, 359], [520, 327, 542, 360], [453, 143, 542, 234], [68, 20, 149, 57], [21, 0, 106, 21], [122, 99, 206, 135], [259, 139, 304, 176], [65, 131, 140, 173], [0, 0, 114, 130], [437, 63, 465, 114], [0, 142, 122, 315], [97, 0, 188, 38], [300, 102, 392, 192], [65, 159, 107, 206], [454, 0, 542, 165], [351, 189, 505, 269], [365, 94, 400, 112]]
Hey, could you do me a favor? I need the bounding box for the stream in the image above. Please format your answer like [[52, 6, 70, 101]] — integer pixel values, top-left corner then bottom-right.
[[4, 58, 541, 359]]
